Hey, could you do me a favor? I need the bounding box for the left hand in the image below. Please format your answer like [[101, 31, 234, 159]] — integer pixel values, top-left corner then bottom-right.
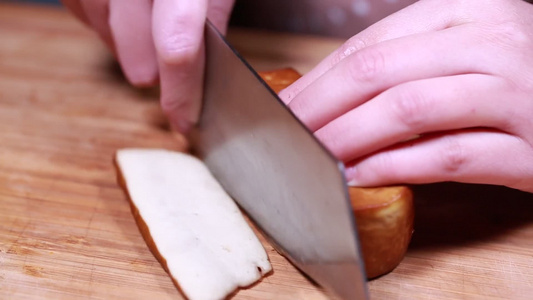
[[61, 0, 235, 132], [279, 0, 533, 192]]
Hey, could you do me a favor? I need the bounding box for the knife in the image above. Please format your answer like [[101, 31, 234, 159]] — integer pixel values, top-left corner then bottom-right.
[[190, 21, 369, 300]]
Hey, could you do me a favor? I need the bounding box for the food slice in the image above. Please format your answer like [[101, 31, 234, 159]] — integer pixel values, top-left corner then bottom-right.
[[349, 186, 414, 278], [115, 149, 272, 300]]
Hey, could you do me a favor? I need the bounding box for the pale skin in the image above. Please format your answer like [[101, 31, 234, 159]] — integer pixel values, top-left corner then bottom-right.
[[62, 0, 533, 193], [61, 0, 235, 132]]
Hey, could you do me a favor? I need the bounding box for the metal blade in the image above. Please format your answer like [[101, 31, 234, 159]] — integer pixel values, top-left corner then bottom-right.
[[190, 21, 368, 300]]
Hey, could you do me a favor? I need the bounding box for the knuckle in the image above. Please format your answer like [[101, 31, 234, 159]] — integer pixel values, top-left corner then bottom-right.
[[157, 36, 198, 65], [155, 18, 200, 64], [347, 47, 385, 82], [390, 87, 432, 130], [440, 136, 468, 174], [484, 21, 530, 50]]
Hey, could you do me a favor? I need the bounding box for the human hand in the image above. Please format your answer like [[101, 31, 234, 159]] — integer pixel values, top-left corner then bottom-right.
[[61, 0, 235, 132], [279, 0, 533, 192]]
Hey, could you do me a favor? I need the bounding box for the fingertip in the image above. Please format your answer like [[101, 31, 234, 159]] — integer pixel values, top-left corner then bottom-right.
[[163, 103, 196, 134], [152, 0, 207, 132], [345, 164, 393, 188], [120, 57, 159, 87], [344, 155, 397, 188], [127, 70, 159, 87], [109, 0, 158, 87], [157, 39, 204, 133], [345, 165, 362, 187], [160, 86, 200, 134], [345, 164, 382, 187], [277, 75, 309, 106]]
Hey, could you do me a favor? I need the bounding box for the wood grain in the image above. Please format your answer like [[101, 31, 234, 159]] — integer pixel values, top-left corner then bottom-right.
[[1, 3, 532, 299]]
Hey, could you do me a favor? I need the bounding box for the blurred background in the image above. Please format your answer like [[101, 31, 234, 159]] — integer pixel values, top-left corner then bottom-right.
[[14, 0, 59, 4], [8, 0, 415, 37]]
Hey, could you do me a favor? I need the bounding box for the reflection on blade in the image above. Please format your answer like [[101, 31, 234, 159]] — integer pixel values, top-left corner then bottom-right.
[[190, 21, 368, 300]]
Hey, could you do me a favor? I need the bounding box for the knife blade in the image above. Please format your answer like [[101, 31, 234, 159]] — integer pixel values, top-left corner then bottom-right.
[[190, 21, 369, 300]]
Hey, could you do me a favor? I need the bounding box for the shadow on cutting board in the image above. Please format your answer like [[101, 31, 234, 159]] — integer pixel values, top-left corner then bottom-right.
[[408, 182, 533, 250]]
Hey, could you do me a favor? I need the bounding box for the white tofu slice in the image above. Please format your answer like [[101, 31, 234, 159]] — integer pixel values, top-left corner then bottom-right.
[[115, 148, 272, 300]]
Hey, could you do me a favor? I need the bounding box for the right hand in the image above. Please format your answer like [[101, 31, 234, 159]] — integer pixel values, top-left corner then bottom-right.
[[61, 0, 235, 132]]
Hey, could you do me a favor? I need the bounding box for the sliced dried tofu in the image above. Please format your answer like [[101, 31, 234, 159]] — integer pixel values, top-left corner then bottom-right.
[[115, 148, 272, 300]]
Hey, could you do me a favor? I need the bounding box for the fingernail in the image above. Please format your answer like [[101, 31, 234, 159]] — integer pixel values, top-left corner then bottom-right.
[[345, 165, 360, 187], [347, 179, 359, 187]]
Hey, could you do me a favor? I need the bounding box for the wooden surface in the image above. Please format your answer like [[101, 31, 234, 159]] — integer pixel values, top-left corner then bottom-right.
[[1, 3, 532, 299]]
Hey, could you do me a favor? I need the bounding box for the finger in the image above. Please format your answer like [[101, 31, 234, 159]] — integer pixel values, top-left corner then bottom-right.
[[316, 74, 512, 162], [60, 0, 90, 25], [79, 0, 115, 52], [153, 0, 208, 132], [286, 24, 496, 132], [345, 129, 533, 192], [109, 0, 158, 86], [207, 0, 235, 35], [279, 0, 466, 103]]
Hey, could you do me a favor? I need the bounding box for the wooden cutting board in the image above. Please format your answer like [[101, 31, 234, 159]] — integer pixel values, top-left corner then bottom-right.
[[1, 3, 532, 299]]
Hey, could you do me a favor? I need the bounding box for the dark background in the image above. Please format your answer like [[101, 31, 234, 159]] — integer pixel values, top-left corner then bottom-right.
[[6, 0, 413, 37], [9, 0, 533, 37], [13, 0, 59, 4]]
